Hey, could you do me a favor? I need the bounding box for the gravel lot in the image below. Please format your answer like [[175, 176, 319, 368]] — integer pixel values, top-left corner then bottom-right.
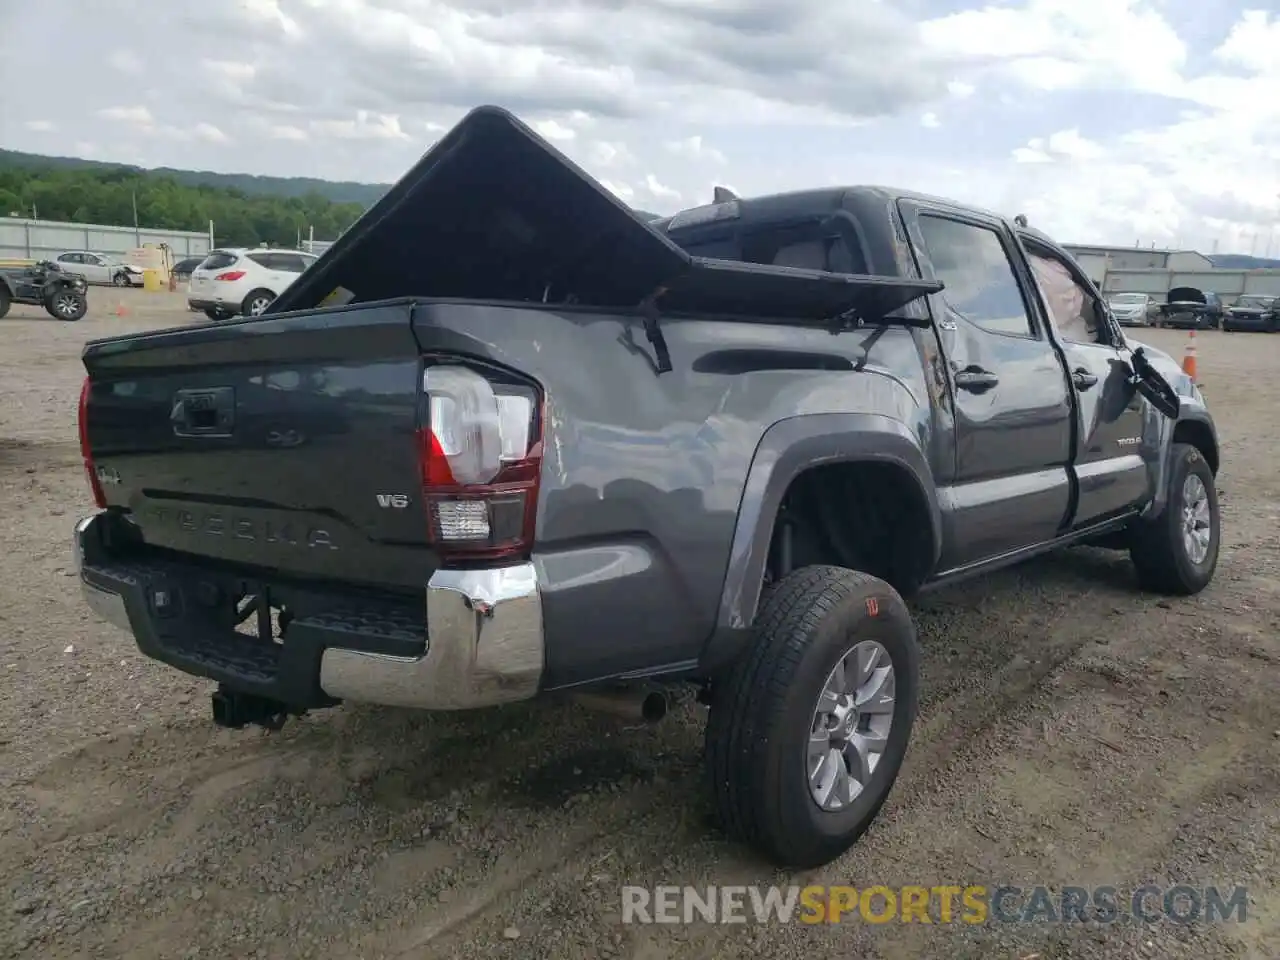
[[2, 288, 1278, 960]]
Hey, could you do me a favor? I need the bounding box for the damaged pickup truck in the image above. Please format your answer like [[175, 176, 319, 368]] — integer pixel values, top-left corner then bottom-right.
[[73, 106, 1221, 868]]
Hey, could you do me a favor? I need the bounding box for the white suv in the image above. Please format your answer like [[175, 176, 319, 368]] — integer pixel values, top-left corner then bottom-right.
[[187, 247, 318, 320]]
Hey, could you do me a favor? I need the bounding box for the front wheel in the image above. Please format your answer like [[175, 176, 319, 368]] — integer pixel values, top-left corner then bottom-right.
[[46, 289, 87, 321], [1129, 443, 1220, 594], [705, 565, 919, 868], [0, 287, 10, 320], [112, 272, 130, 287]]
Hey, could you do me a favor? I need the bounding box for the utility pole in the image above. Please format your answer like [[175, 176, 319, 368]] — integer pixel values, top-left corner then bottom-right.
[[132, 190, 140, 246]]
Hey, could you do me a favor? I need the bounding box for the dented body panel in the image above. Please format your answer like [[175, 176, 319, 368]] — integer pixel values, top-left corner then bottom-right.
[[72, 105, 1219, 710]]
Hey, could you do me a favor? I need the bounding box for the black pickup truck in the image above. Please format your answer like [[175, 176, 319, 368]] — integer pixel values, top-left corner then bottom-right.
[[74, 106, 1221, 869]]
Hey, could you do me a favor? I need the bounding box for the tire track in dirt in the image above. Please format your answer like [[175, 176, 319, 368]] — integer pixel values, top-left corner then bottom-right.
[[395, 552, 1148, 958]]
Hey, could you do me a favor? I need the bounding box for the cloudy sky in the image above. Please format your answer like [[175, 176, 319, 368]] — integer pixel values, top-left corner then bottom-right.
[[1, 0, 1277, 255]]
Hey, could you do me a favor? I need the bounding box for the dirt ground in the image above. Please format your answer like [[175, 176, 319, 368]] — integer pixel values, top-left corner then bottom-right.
[[1, 287, 1277, 960]]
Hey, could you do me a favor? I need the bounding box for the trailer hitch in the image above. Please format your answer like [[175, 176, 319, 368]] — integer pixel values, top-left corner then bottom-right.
[[211, 686, 303, 731]]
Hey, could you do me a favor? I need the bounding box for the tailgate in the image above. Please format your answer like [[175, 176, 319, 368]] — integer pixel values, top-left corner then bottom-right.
[[81, 300, 435, 591]]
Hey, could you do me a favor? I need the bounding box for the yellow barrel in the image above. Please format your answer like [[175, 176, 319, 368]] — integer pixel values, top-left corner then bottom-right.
[[143, 268, 163, 292]]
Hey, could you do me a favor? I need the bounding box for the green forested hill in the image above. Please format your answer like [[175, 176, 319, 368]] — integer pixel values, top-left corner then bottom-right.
[[0, 148, 389, 206], [0, 151, 373, 247], [0, 147, 665, 246]]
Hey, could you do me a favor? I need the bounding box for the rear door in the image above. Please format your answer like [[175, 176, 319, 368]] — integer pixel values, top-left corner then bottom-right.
[[899, 200, 1075, 570], [56, 253, 88, 281], [268, 252, 311, 292], [245, 252, 291, 295], [83, 254, 111, 284], [1020, 237, 1149, 527]]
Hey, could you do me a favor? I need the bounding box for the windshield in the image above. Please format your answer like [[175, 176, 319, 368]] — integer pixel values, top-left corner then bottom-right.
[[1109, 294, 1146, 304], [1236, 296, 1274, 308]]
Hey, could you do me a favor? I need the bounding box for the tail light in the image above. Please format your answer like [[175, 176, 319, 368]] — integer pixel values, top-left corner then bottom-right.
[[214, 270, 246, 281], [417, 363, 543, 561], [78, 376, 106, 508]]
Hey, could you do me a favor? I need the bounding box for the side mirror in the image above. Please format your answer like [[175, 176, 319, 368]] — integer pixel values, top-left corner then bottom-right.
[[1129, 347, 1181, 420]]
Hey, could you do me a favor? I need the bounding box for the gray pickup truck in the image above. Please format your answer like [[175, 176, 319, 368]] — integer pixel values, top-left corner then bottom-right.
[[73, 106, 1221, 869]]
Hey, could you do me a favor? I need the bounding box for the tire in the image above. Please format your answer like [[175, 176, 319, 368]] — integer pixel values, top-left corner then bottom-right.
[[45, 289, 87, 321], [705, 565, 920, 868], [1129, 443, 1220, 595], [203, 307, 233, 322], [0, 287, 10, 320], [242, 289, 275, 316], [112, 271, 130, 287]]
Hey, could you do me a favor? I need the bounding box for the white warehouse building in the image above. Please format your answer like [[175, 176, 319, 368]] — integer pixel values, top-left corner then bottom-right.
[[1063, 244, 1214, 286]]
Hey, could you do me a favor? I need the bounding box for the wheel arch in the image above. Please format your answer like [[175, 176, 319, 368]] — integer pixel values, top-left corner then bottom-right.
[[1173, 415, 1218, 476], [700, 413, 940, 672]]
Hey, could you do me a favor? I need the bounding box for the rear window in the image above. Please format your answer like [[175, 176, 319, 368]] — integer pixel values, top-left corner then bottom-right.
[[199, 251, 238, 270], [247, 252, 311, 272], [672, 219, 869, 275]]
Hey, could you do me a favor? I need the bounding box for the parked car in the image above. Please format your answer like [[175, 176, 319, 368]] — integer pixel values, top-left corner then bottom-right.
[[171, 257, 205, 280], [73, 105, 1220, 870], [1223, 294, 1279, 333], [1106, 292, 1158, 326], [54, 251, 143, 287], [1157, 287, 1224, 329], [186, 247, 318, 321], [0, 259, 89, 320]]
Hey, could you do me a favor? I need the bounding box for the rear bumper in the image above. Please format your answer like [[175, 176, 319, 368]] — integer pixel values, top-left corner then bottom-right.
[[1223, 314, 1276, 331], [187, 298, 236, 314], [73, 512, 544, 711]]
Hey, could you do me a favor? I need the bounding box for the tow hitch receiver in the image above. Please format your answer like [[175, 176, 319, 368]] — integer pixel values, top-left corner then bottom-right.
[[211, 685, 303, 731]]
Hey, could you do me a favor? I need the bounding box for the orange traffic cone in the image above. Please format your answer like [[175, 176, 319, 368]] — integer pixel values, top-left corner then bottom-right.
[[114, 301, 129, 318], [1181, 329, 1197, 382]]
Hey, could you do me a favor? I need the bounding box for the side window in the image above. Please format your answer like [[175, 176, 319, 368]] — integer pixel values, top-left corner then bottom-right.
[[916, 216, 1035, 337], [275, 254, 308, 273], [58, 253, 79, 264], [247, 252, 275, 269], [1026, 250, 1102, 344]]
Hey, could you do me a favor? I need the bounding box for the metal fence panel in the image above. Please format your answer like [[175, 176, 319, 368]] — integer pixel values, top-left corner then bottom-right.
[[0, 216, 211, 261]]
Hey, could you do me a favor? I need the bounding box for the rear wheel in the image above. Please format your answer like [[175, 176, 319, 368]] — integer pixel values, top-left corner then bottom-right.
[[242, 289, 275, 316], [203, 307, 233, 321], [0, 287, 10, 320], [1129, 443, 1219, 594], [705, 565, 919, 868], [112, 271, 130, 287]]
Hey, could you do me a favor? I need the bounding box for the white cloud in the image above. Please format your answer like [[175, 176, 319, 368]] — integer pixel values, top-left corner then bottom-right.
[[531, 118, 576, 142], [193, 123, 229, 144], [643, 174, 680, 201], [664, 136, 726, 164], [311, 111, 409, 141], [108, 49, 143, 74], [599, 178, 635, 200], [920, 0, 1187, 96], [0, 1, 1275, 254], [97, 105, 153, 125]]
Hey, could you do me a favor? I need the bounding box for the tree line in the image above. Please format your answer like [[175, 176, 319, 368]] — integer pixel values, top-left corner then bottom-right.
[[0, 163, 368, 248]]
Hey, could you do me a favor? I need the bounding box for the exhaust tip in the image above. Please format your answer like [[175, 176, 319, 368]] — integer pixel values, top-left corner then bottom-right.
[[641, 691, 667, 723]]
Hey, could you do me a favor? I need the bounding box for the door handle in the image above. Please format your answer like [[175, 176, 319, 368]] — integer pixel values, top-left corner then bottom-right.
[[953, 368, 1000, 392], [1072, 368, 1099, 390]]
